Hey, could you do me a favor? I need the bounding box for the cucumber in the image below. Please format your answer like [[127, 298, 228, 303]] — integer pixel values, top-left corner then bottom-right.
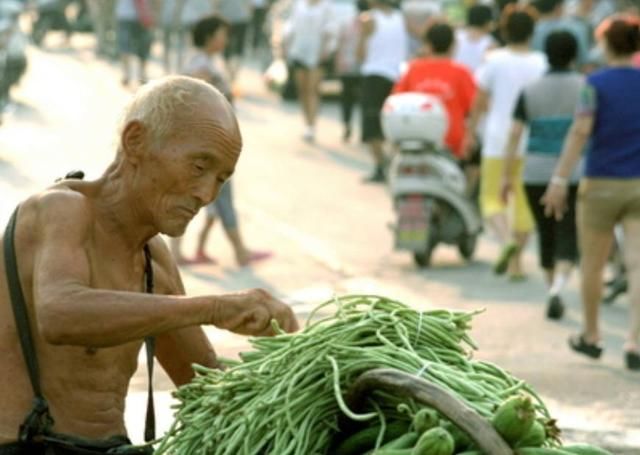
[[411, 427, 454, 455], [440, 420, 472, 451], [335, 421, 410, 455], [372, 450, 412, 455], [561, 444, 614, 455], [516, 420, 546, 447], [379, 432, 419, 450], [412, 408, 439, 434], [492, 394, 536, 445], [516, 448, 577, 455]]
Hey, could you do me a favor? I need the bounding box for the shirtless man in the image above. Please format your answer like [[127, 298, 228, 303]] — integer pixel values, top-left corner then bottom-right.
[[0, 76, 298, 453]]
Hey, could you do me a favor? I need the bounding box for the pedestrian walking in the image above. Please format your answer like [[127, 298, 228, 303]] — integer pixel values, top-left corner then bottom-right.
[[542, 15, 640, 371], [502, 30, 584, 320], [283, 0, 336, 143], [116, 0, 154, 86], [335, 0, 368, 142], [465, 6, 548, 279], [214, 0, 252, 81], [171, 16, 271, 267], [86, 0, 117, 58], [161, 0, 213, 74], [250, 0, 270, 52], [454, 4, 497, 200], [32, 0, 73, 46], [393, 21, 476, 161], [357, 0, 409, 182], [531, 0, 591, 69], [454, 4, 497, 73]]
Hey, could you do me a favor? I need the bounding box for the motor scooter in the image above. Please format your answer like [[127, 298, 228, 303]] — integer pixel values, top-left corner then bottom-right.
[[382, 92, 482, 267]]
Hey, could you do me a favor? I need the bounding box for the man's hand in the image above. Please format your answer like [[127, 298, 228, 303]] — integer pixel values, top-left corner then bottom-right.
[[210, 289, 299, 336], [541, 182, 568, 221]]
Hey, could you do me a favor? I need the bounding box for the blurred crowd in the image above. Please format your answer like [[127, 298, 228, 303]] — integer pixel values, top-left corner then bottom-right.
[[1, 0, 640, 370]]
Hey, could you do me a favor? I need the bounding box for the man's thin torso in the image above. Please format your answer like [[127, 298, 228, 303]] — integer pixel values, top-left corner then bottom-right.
[[0, 181, 172, 444]]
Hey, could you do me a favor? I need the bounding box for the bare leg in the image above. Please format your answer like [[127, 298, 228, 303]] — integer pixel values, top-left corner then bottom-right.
[[508, 231, 529, 277], [544, 268, 554, 287], [195, 216, 216, 257], [622, 218, 640, 351], [486, 212, 510, 244], [121, 54, 131, 85], [294, 68, 312, 127], [578, 223, 614, 343], [306, 67, 324, 128], [224, 227, 250, 266], [139, 58, 148, 83]]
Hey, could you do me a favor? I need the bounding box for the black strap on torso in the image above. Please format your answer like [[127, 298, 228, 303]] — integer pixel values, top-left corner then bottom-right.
[[142, 245, 155, 442], [3, 204, 156, 444]]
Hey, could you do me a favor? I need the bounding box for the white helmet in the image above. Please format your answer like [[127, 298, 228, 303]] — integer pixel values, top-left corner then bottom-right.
[[381, 92, 448, 146]]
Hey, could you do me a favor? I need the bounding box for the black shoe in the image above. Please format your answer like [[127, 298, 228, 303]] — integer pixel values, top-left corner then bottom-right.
[[625, 351, 640, 371], [493, 243, 517, 275], [363, 167, 386, 184], [546, 295, 565, 320], [568, 334, 603, 359]]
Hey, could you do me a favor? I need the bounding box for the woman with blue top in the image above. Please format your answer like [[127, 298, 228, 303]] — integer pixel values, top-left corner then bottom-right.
[[543, 15, 640, 371], [502, 30, 584, 321]]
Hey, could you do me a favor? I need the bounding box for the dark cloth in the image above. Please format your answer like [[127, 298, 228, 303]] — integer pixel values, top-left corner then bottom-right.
[[117, 20, 152, 60], [224, 22, 248, 58], [361, 75, 394, 143], [250, 7, 268, 49], [340, 75, 361, 128], [0, 436, 151, 455], [525, 184, 579, 269]]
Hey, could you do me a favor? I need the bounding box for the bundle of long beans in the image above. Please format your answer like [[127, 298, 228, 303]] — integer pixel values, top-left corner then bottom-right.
[[155, 295, 550, 455]]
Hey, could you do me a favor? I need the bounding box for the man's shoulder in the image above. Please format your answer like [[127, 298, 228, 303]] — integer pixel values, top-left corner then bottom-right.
[[25, 186, 93, 231], [146, 236, 183, 294]]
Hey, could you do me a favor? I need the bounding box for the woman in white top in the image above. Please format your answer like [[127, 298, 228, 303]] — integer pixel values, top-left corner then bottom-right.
[[357, 0, 408, 182], [454, 4, 497, 74], [171, 16, 272, 267], [465, 6, 548, 279], [284, 0, 336, 142]]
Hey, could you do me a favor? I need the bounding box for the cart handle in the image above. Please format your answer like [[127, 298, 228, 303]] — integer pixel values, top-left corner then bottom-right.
[[346, 368, 513, 455]]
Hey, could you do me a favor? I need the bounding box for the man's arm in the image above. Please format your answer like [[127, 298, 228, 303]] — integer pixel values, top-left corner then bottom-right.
[[356, 12, 374, 65], [33, 191, 297, 348]]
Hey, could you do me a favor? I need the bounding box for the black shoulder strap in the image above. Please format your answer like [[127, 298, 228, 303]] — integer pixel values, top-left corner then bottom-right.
[[142, 245, 155, 443], [4, 207, 42, 397], [3, 207, 54, 441]]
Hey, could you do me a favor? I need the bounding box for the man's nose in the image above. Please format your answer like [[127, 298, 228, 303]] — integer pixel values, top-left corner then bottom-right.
[[193, 181, 219, 206]]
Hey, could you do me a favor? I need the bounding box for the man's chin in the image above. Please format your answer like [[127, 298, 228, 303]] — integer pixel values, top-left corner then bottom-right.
[[161, 222, 189, 237]]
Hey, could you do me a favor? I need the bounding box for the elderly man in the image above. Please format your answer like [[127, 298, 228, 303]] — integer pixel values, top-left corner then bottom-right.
[[0, 76, 298, 454]]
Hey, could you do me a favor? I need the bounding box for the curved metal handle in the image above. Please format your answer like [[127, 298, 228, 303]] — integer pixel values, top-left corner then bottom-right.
[[347, 368, 513, 455]]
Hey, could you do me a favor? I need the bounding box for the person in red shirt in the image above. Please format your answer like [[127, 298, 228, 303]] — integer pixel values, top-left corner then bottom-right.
[[393, 21, 476, 159]]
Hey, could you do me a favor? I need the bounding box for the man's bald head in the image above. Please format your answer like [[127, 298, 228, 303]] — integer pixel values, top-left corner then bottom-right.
[[118, 76, 241, 149]]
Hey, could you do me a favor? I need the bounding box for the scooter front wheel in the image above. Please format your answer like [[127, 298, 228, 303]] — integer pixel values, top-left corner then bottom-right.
[[458, 234, 477, 261]]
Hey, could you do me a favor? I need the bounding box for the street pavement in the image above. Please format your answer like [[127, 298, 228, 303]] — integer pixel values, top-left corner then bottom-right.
[[0, 33, 638, 452]]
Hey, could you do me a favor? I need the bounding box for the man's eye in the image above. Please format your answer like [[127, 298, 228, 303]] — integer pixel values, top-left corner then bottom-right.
[[192, 164, 205, 174]]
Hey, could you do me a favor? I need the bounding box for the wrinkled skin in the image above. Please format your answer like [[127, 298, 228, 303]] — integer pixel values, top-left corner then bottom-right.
[[0, 79, 298, 443]]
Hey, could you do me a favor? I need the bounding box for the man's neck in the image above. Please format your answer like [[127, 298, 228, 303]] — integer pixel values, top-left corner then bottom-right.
[[93, 164, 158, 254]]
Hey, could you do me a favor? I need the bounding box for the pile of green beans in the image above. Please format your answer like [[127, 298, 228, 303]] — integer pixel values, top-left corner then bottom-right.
[[155, 295, 549, 455]]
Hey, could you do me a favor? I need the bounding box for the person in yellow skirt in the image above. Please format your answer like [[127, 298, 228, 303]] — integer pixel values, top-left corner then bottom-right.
[[464, 6, 547, 279]]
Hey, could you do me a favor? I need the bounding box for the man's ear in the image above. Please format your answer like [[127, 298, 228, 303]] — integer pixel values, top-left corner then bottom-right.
[[120, 120, 150, 165]]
